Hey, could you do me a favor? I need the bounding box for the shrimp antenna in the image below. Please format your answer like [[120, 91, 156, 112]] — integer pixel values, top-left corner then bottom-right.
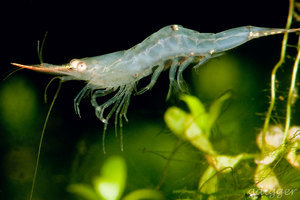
[[2, 67, 23, 81], [44, 76, 61, 103], [37, 31, 48, 64], [29, 79, 62, 200]]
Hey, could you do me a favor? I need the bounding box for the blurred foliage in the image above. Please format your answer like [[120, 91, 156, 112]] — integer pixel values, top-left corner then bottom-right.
[[0, 76, 40, 143], [165, 94, 300, 199], [2, 51, 300, 200], [68, 156, 163, 200]]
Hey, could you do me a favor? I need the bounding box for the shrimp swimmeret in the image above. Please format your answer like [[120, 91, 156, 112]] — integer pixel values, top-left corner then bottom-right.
[[12, 25, 300, 148]]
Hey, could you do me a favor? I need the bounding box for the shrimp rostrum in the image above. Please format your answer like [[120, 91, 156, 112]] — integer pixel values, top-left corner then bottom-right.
[[12, 25, 300, 147]]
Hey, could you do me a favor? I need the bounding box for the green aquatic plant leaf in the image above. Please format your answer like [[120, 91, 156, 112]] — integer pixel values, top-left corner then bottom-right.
[[205, 153, 253, 173], [255, 148, 284, 166], [180, 95, 208, 134], [165, 94, 232, 154], [184, 116, 216, 154], [67, 184, 99, 200], [122, 189, 164, 200], [254, 165, 281, 194], [68, 156, 127, 200], [198, 165, 218, 200], [164, 106, 188, 136], [286, 140, 300, 170], [207, 92, 231, 134], [94, 156, 127, 200], [164, 106, 216, 154]]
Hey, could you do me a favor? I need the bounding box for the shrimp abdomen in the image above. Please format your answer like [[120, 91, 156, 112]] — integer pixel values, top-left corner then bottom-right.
[[214, 26, 299, 53]]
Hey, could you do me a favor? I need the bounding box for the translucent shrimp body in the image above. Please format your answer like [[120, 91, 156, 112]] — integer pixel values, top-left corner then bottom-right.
[[74, 26, 299, 88], [12, 25, 300, 148]]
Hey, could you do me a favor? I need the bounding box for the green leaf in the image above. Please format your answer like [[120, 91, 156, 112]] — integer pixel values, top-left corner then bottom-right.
[[254, 165, 281, 194], [164, 106, 188, 136], [122, 189, 164, 200], [207, 92, 231, 134], [256, 125, 284, 151], [198, 166, 218, 200], [205, 153, 252, 173], [164, 106, 216, 154], [286, 141, 300, 170], [184, 116, 216, 154], [255, 148, 284, 165], [180, 95, 206, 116], [67, 184, 99, 200], [180, 95, 208, 132], [94, 156, 127, 200]]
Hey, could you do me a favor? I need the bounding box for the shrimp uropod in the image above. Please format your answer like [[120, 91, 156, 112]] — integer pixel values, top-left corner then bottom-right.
[[11, 25, 300, 150]]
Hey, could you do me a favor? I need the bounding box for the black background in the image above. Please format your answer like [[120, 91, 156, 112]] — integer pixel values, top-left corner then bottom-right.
[[2, 0, 291, 70]]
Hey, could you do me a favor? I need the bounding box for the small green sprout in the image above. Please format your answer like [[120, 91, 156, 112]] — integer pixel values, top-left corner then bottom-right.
[[68, 156, 163, 200], [164, 93, 231, 154]]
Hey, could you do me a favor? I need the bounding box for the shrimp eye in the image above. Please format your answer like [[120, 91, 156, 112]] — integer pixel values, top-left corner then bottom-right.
[[69, 59, 87, 72], [76, 61, 87, 72]]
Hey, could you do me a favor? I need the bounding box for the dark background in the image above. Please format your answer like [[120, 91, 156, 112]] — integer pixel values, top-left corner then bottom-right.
[[2, 0, 291, 69], [1, 0, 300, 200]]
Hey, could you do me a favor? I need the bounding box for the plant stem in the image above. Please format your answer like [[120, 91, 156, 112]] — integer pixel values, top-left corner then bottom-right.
[[261, 0, 294, 152], [283, 40, 300, 147]]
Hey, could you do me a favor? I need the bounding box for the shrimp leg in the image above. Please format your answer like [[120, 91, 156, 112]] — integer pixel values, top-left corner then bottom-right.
[[75, 87, 114, 118], [176, 57, 194, 92], [101, 93, 124, 152], [115, 87, 132, 132], [194, 53, 225, 70], [175, 53, 223, 92], [114, 87, 133, 150], [120, 87, 133, 122], [105, 96, 123, 133], [166, 60, 179, 100], [74, 86, 90, 118], [136, 64, 165, 95], [114, 95, 127, 150], [91, 86, 126, 123]]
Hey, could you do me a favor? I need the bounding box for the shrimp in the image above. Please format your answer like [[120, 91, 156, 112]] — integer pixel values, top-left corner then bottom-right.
[[11, 25, 300, 150]]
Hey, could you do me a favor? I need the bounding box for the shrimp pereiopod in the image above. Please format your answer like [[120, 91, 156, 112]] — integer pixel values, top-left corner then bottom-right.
[[11, 25, 300, 149]]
